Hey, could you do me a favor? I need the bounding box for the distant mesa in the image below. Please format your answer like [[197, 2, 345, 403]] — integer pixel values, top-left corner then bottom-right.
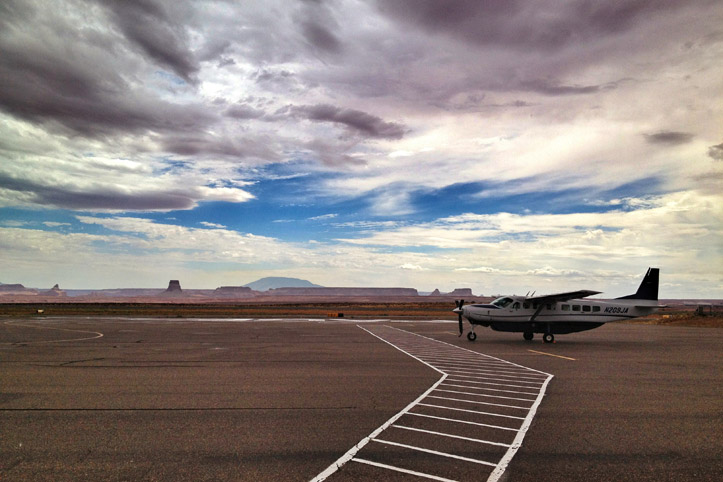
[[0, 283, 38, 296], [165, 280, 182, 292], [0, 283, 28, 292], [448, 288, 475, 297], [268, 287, 418, 297], [243, 277, 323, 291], [0, 278, 477, 301], [428, 288, 476, 297], [42, 283, 67, 297], [214, 286, 255, 298]]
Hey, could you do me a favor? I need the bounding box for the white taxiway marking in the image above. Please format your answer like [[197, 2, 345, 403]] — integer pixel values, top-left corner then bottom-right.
[[2, 320, 104, 345], [310, 324, 553, 482]]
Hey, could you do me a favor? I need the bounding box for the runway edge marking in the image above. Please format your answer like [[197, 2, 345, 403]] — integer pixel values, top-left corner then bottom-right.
[[310, 324, 553, 482]]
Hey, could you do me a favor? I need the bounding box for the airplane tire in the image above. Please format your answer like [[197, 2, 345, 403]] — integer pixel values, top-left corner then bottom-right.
[[523, 332, 533, 341], [467, 331, 477, 341], [543, 333, 554, 343]]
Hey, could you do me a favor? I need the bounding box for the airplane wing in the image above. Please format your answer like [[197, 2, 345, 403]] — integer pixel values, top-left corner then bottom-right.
[[526, 290, 601, 304]]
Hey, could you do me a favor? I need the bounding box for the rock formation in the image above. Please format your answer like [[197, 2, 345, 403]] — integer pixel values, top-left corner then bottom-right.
[[166, 280, 182, 292], [268, 287, 419, 297], [427, 288, 476, 297], [213, 286, 255, 298], [447, 288, 475, 297], [0, 283, 38, 296], [42, 284, 67, 297]]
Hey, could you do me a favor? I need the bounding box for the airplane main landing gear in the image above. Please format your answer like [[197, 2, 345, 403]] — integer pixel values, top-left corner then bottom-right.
[[523, 332, 533, 341], [543, 333, 555, 344], [467, 331, 477, 341]]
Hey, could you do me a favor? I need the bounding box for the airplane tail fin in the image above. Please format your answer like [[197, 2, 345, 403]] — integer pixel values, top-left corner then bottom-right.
[[617, 268, 659, 300]]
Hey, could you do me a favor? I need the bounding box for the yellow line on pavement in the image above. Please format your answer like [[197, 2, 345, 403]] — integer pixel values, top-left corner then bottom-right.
[[528, 349, 576, 361]]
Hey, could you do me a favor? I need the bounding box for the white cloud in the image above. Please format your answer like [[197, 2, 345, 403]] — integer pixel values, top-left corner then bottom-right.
[[308, 213, 337, 221], [455, 266, 501, 273], [199, 221, 226, 229], [400, 264, 426, 271], [0, 1, 721, 297]]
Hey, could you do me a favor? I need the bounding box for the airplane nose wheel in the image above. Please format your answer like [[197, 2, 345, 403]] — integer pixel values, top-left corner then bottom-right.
[[467, 331, 477, 341], [523, 332, 533, 341], [543, 333, 555, 343]]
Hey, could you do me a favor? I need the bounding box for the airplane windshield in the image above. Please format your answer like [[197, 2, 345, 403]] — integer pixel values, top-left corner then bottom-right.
[[491, 297, 514, 308]]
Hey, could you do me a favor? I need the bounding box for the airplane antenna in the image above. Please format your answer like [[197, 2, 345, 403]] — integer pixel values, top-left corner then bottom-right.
[[531, 291, 536, 297], [525, 291, 530, 296]]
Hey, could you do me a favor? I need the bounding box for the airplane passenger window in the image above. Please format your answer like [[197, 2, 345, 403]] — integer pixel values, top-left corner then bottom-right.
[[561, 304, 570, 311], [592, 306, 601, 312], [582, 305, 591, 312], [523, 303, 530, 309], [572, 305, 581, 311]]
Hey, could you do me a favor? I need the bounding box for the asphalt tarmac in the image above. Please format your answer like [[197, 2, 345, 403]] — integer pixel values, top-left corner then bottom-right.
[[1, 318, 721, 481]]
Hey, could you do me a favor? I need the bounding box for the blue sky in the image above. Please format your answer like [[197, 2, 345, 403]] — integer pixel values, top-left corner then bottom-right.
[[1, 0, 721, 297]]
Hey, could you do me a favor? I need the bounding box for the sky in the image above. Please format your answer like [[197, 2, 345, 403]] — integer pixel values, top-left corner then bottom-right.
[[1, 0, 722, 298]]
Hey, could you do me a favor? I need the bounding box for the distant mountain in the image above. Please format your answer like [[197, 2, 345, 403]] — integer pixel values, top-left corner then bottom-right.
[[243, 277, 323, 291]]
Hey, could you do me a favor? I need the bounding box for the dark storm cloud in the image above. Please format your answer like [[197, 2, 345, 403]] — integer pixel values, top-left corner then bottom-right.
[[643, 131, 695, 145], [225, 103, 265, 120], [162, 135, 282, 162], [0, 0, 214, 139], [302, 19, 342, 54], [297, 0, 343, 55], [376, 0, 706, 51], [517, 79, 608, 96], [289, 104, 407, 139], [99, 0, 199, 82], [0, 172, 198, 211], [708, 143, 723, 161]]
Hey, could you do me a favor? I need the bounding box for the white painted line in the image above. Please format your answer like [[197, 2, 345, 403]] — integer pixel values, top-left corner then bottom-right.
[[384, 326, 552, 376], [441, 382, 539, 396], [2, 321, 104, 345], [440, 367, 545, 381], [417, 403, 526, 421], [434, 388, 536, 403], [428, 395, 529, 410], [488, 375, 553, 482], [528, 349, 577, 361], [311, 324, 553, 482], [406, 411, 519, 431], [445, 373, 543, 386], [352, 458, 459, 482], [447, 376, 542, 390], [373, 438, 497, 466], [429, 360, 550, 375], [393, 425, 512, 448], [412, 357, 525, 370], [310, 326, 447, 482]]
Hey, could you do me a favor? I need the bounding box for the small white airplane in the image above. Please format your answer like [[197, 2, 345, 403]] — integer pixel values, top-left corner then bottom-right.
[[453, 268, 663, 343]]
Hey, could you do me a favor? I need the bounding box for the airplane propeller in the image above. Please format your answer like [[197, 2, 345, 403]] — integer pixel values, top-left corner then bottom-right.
[[453, 299, 465, 336]]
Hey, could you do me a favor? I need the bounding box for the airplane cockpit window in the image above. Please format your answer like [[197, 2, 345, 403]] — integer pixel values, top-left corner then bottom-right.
[[491, 297, 513, 308], [512, 302, 521, 310]]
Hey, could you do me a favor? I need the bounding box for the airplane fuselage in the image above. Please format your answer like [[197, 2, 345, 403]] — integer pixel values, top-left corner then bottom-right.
[[454, 268, 662, 342], [460, 297, 661, 339], [464, 297, 658, 326]]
